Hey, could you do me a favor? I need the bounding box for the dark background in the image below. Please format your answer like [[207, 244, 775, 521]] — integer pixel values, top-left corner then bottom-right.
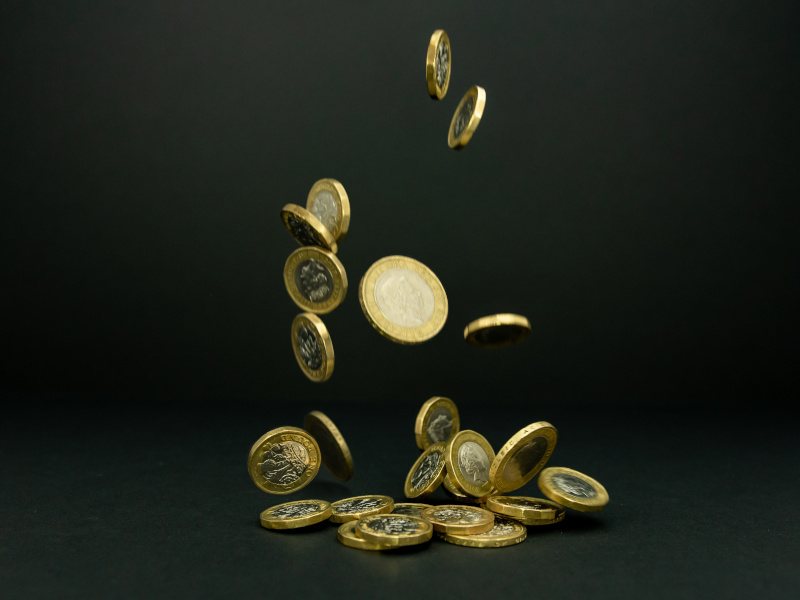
[[1, 1, 798, 598]]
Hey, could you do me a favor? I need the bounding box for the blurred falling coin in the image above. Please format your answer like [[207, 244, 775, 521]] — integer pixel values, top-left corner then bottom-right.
[[306, 178, 350, 241], [247, 426, 321, 495], [463, 313, 531, 347], [538, 467, 610, 512], [426, 29, 451, 100], [284, 247, 348, 314], [329, 495, 394, 523], [259, 499, 331, 529], [280, 203, 338, 254], [303, 410, 354, 481], [421, 505, 495, 535], [448, 85, 486, 149], [489, 421, 557, 493], [291, 313, 334, 383], [404, 442, 446, 498], [439, 516, 527, 548], [446, 430, 496, 497], [356, 514, 433, 548], [414, 396, 460, 450]]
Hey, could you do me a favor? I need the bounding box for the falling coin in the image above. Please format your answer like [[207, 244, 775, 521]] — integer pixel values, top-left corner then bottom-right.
[[489, 421, 557, 493], [538, 467, 610, 512], [306, 178, 350, 241], [484, 495, 566, 526], [259, 499, 332, 530], [446, 430, 496, 497], [439, 516, 527, 548], [336, 521, 391, 551], [329, 495, 394, 523], [291, 313, 334, 383], [356, 514, 433, 548], [414, 396, 460, 450], [421, 505, 495, 535], [247, 426, 321, 494], [448, 85, 486, 149], [392, 503, 433, 518], [284, 247, 348, 314], [404, 442, 446, 498], [463, 313, 531, 347], [280, 203, 338, 254], [426, 29, 451, 100], [303, 410, 354, 481]]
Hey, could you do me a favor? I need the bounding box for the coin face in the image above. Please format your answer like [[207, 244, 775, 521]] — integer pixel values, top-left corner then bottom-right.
[[306, 178, 350, 240], [291, 313, 334, 382], [392, 503, 433, 518], [463, 313, 531, 347], [284, 247, 347, 314], [403, 442, 446, 498], [484, 495, 565, 525], [439, 516, 527, 548], [538, 467, 609, 512], [336, 521, 391, 551], [303, 410, 354, 481], [421, 505, 495, 535], [359, 255, 448, 344], [247, 426, 321, 494], [356, 514, 433, 548], [426, 29, 451, 100], [448, 85, 486, 149], [329, 495, 394, 523], [446, 430, 496, 497], [489, 421, 558, 493], [414, 396, 460, 450], [259, 499, 332, 529], [280, 203, 338, 254]]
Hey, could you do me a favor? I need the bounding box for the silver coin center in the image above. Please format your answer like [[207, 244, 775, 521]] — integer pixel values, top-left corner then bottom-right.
[[259, 441, 309, 485], [295, 258, 333, 303], [374, 268, 435, 327], [552, 473, 597, 498], [426, 408, 453, 443], [458, 441, 489, 486], [309, 190, 339, 233], [270, 502, 320, 519]]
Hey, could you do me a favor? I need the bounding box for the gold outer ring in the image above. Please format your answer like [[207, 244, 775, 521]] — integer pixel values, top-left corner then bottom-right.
[[280, 203, 338, 254], [283, 247, 348, 314], [414, 396, 460, 450], [356, 514, 433, 547], [305, 178, 351, 241], [448, 85, 487, 149], [484, 495, 564, 521], [446, 430, 496, 497], [303, 410, 354, 481], [336, 521, 391, 551], [421, 505, 495, 535], [259, 500, 332, 529], [291, 312, 335, 383], [247, 426, 321, 494], [403, 442, 446, 498], [329, 495, 395, 523], [392, 503, 433, 518], [439, 517, 527, 548], [538, 467, 610, 512], [426, 29, 451, 100], [358, 255, 448, 345], [489, 421, 558, 493], [463, 313, 532, 347], [516, 509, 566, 526]]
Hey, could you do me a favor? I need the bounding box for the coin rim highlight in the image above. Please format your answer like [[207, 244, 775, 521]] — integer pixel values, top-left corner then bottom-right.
[[403, 442, 447, 498], [448, 85, 487, 149], [426, 29, 451, 100], [305, 178, 350, 241], [280, 203, 338, 254], [463, 313, 532, 347], [284, 246, 348, 314]]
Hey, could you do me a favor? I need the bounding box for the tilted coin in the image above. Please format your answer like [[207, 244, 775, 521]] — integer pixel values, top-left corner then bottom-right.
[[489, 421, 558, 493], [336, 520, 391, 551], [392, 503, 433, 518], [303, 410, 354, 481], [421, 505, 495, 535], [442, 474, 484, 504], [356, 514, 433, 548], [514, 510, 566, 527], [485, 495, 565, 524], [439, 516, 527, 549], [446, 430, 496, 497], [426, 29, 451, 100], [448, 85, 486, 149], [404, 442, 446, 498], [284, 247, 348, 314], [280, 203, 338, 254], [291, 313, 334, 383], [306, 178, 350, 241], [259, 499, 332, 530], [329, 495, 394, 523], [538, 467, 610, 512], [463, 313, 531, 347], [247, 426, 321, 494], [414, 396, 460, 450], [359, 255, 448, 345]]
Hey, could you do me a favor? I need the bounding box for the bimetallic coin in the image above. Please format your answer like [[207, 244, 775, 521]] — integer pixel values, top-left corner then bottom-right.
[[439, 516, 527, 548], [359, 255, 448, 344], [404, 442, 446, 498], [303, 410, 354, 481], [446, 430, 496, 497], [392, 503, 433, 518], [329, 495, 394, 523], [426, 29, 451, 100], [414, 396, 460, 450], [448, 85, 486, 149], [336, 521, 391, 551], [489, 421, 558, 493], [442, 473, 483, 504], [284, 247, 348, 314], [259, 499, 331, 529], [421, 505, 495, 535], [464, 313, 531, 347], [485, 496, 565, 524], [538, 467, 610, 512], [247, 426, 321, 494], [280, 203, 338, 254], [291, 313, 334, 383], [306, 178, 350, 241], [356, 514, 433, 548]]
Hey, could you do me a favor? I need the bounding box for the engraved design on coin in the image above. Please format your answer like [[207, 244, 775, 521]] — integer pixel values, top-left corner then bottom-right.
[[504, 436, 548, 479], [364, 516, 419, 535], [553, 473, 597, 498], [502, 498, 550, 509], [454, 96, 475, 138], [295, 259, 333, 303], [269, 502, 321, 519], [458, 441, 489, 485], [426, 408, 453, 443], [259, 442, 309, 485], [431, 507, 482, 523], [436, 40, 449, 90], [411, 450, 442, 490], [287, 213, 323, 246], [308, 190, 339, 233], [296, 324, 323, 370], [486, 518, 519, 536], [335, 498, 385, 513], [393, 505, 425, 517], [374, 268, 435, 327]]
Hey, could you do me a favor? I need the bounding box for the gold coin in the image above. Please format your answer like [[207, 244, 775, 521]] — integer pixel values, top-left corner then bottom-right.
[[414, 396, 460, 450], [280, 203, 338, 254], [392, 503, 433, 518], [291, 313, 334, 382], [439, 516, 527, 548], [359, 255, 448, 344], [514, 510, 566, 527], [336, 520, 391, 551], [306, 178, 350, 241], [284, 247, 347, 314], [448, 85, 486, 149], [247, 426, 321, 494], [303, 410, 354, 481], [538, 467, 610, 512], [403, 442, 446, 498], [426, 29, 451, 100], [446, 430, 496, 497], [259, 499, 331, 529], [484, 495, 565, 522], [442, 472, 469, 499], [421, 505, 495, 535], [329, 495, 394, 523], [489, 421, 557, 493], [356, 514, 433, 548], [463, 313, 531, 347]]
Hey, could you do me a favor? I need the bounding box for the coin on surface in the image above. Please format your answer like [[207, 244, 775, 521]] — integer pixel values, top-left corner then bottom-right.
[[392, 503, 433, 518], [359, 255, 448, 344], [426, 29, 451, 100], [448, 85, 486, 149], [280, 203, 338, 254], [303, 410, 354, 481], [484, 495, 565, 525], [442, 473, 483, 503], [538, 467, 610, 512], [329, 495, 394, 523], [439, 516, 527, 548], [336, 521, 391, 551], [291, 313, 334, 383], [414, 396, 460, 450], [284, 247, 347, 314], [404, 442, 446, 498], [247, 426, 321, 494], [446, 430, 496, 497], [421, 505, 495, 535], [259, 499, 332, 529], [489, 421, 557, 493], [356, 514, 433, 548], [463, 313, 531, 347], [306, 178, 350, 241]]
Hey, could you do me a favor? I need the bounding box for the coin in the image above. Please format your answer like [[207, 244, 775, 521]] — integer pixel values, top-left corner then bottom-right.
[[404, 442, 446, 498], [484, 495, 565, 525], [463, 313, 531, 347], [306, 178, 350, 241], [446, 430, 496, 497], [439, 516, 527, 548], [538, 467, 610, 512], [329, 495, 394, 523], [448, 85, 486, 149], [359, 255, 448, 344], [442, 472, 469, 499], [392, 503, 433, 518], [489, 421, 557, 493], [247, 426, 321, 494], [336, 520, 391, 551], [259, 499, 332, 529], [426, 29, 451, 100], [280, 203, 338, 254], [291, 313, 334, 382], [356, 514, 433, 548], [421, 505, 495, 535], [303, 410, 354, 481], [283, 247, 347, 314], [414, 396, 460, 450]]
